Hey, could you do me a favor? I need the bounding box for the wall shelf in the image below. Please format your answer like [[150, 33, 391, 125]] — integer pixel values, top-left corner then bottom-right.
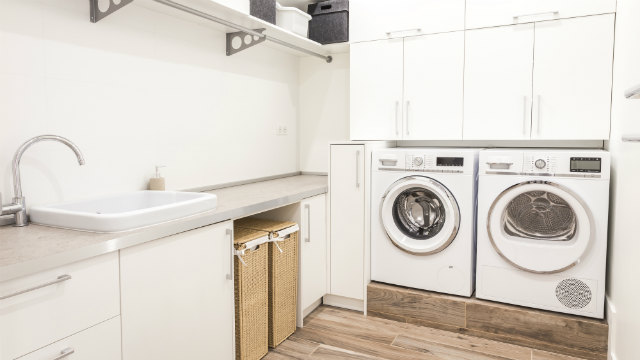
[[90, 0, 348, 62]]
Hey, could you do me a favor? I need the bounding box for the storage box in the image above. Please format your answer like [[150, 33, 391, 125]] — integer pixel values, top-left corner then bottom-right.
[[236, 218, 299, 348], [250, 0, 276, 24], [276, 2, 312, 37], [308, 0, 349, 44], [233, 226, 270, 360]]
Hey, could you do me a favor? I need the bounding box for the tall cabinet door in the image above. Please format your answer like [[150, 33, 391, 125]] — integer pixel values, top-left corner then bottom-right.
[[403, 31, 464, 140], [120, 221, 234, 360], [464, 24, 535, 140], [350, 0, 465, 42], [299, 194, 327, 318], [350, 39, 404, 140], [330, 145, 365, 300], [532, 15, 615, 140]]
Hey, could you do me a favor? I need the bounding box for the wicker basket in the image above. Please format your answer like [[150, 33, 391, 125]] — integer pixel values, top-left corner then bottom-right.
[[233, 226, 270, 360], [235, 218, 299, 348]]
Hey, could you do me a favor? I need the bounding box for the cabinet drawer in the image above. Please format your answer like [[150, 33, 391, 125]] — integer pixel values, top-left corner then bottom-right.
[[0, 253, 120, 359], [466, 0, 616, 29], [17, 316, 121, 360]]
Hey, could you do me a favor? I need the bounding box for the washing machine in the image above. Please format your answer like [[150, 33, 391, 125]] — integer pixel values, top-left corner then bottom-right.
[[371, 148, 479, 297], [476, 149, 610, 318]]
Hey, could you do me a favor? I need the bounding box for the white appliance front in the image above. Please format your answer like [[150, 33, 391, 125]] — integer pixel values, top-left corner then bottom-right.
[[371, 148, 479, 297], [476, 149, 610, 318]]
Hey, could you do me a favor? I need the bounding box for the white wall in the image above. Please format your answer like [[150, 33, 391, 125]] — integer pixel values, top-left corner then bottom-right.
[[298, 53, 349, 173], [0, 0, 299, 207], [606, 0, 640, 359]]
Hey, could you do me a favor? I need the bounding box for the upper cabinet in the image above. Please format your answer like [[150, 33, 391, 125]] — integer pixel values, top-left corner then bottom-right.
[[464, 14, 614, 140], [350, 32, 464, 140], [350, 0, 465, 43], [466, 0, 616, 29]]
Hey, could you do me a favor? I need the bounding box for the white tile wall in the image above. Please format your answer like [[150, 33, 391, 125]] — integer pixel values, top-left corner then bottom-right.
[[0, 0, 299, 207]]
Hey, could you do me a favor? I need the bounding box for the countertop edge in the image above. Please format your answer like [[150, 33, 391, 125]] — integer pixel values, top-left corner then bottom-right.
[[0, 182, 327, 283]]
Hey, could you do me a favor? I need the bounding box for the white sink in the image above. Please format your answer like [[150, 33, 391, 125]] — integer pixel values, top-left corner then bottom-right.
[[29, 191, 217, 233]]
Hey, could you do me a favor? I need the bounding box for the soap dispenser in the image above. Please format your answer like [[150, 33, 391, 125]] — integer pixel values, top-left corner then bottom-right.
[[148, 165, 166, 191]]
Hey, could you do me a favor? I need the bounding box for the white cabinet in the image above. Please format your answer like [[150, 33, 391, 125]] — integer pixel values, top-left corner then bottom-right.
[[350, 0, 465, 43], [350, 38, 404, 140], [298, 194, 327, 322], [19, 317, 122, 360], [403, 32, 464, 140], [120, 221, 235, 360], [0, 253, 120, 360], [464, 15, 614, 140], [351, 32, 464, 141], [464, 24, 535, 140], [532, 15, 615, 140], [329, 145, 365, 300], [466, 0, 616, 29]]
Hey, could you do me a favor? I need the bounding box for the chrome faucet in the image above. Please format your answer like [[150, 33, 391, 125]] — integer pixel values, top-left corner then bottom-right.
[[1, 135, 85, 227]]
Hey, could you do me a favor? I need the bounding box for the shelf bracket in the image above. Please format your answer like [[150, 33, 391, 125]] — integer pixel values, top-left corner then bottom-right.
[[90, 0, 134, 23], [226, 29, 267, 56]]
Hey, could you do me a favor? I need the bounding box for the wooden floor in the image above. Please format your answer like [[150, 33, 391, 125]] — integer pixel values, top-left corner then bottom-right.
[[266, 306, 588, 360]]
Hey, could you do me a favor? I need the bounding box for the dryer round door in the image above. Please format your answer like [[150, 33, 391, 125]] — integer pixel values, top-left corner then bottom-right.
[[487, 181, 594, 274], [381, 176, 460, 255]]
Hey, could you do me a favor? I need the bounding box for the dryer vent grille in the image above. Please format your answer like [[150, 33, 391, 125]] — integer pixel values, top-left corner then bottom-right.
[[555, 278, 592, 309]]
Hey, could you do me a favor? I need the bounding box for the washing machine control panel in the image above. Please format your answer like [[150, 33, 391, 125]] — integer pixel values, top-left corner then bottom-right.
[[405, 154, 465, 173]]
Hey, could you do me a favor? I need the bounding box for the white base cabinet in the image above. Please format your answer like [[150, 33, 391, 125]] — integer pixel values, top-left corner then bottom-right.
[[120, 221, 235, 360], [0, 253, 120, 360], [329, 145, 365, 300], [18, 317, 122, 360], [298, 194, 327, 324]]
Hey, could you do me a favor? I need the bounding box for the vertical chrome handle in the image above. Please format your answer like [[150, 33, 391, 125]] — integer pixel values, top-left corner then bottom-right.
[[523, 96, 528, 136], [394, 101, 400, 135], [53, 348, 75, 360], [405, 101, 411, 136], [355, 150, 361, 189], [0, 274, 72, 301], [536, 95, 541, 136], [304, 204, 311, 243], [226, 228, 233, 280]]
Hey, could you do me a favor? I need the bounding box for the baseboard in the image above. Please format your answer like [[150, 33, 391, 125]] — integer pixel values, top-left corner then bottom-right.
[[323, 294, 364, 312]]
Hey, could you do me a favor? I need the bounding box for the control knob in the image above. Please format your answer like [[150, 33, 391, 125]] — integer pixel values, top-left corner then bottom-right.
[[413, 157, 424, 166], [535, 159, 546, 169]]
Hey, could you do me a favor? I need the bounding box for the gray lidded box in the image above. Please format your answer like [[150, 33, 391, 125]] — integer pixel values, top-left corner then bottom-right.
[[251, 0, 276, 24], [308, 0, 349, 44]]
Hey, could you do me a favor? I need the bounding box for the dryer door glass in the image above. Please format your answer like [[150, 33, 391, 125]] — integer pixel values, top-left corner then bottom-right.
[[392, 187, 446, 240], [381, 176, 460, 255], [488, 181, 593, 274], [503, 191, 577, 241]]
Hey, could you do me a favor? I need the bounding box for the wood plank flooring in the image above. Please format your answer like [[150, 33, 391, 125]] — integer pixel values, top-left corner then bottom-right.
[[266, 306, 590, 360]]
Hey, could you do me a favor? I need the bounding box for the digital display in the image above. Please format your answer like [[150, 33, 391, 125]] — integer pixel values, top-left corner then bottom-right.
[[437, 157, 464, 167], [570, 157, 601, 173]]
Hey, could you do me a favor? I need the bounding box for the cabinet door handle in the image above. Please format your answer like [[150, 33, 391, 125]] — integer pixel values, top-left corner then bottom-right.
[[522, 96, 529, 136], [395, 101, 400, 136], [304, 204, 311, 243], [226, 228, 233, 280], [386, 28, 421, 37], [513, 10, 558, 21], [405, 101, 411, 136], [535, 95, 541, 136], [53, 347, 75, 360], [355, 150, 361, 189], [0, 274, 72, 301]]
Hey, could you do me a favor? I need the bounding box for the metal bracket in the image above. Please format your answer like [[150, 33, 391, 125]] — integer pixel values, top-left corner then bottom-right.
[[226, 29, 266, 56], [90, 0, 134, 23]]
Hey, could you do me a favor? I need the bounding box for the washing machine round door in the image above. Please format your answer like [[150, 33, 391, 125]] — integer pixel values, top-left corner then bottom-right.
[[487, 181, 593, 274], [381, 176, 460, 255]]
